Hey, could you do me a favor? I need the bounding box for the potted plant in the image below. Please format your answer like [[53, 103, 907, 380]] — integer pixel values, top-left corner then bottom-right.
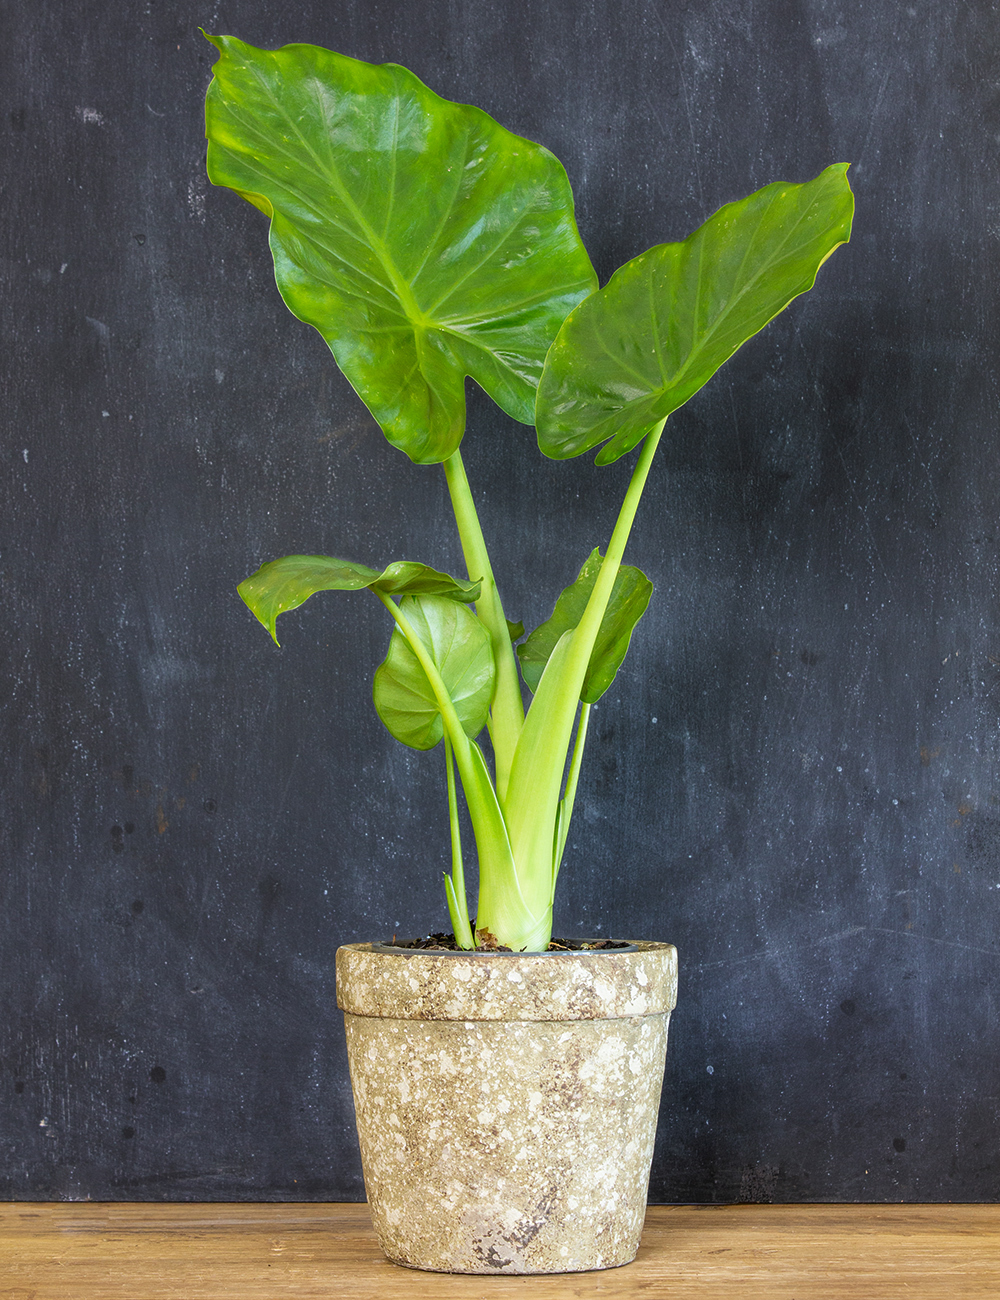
[[203, 33, 853, 1274]]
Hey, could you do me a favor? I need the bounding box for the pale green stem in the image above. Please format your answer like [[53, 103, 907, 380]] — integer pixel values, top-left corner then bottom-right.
[[444, 736, 475, 949], [552, 701, 591, 897], [375, 590, 522, 939], [484, 421, 667, 952], [442, 449, 523, 802], [503, 421, 666, 871], [564, 422, 666, 689]]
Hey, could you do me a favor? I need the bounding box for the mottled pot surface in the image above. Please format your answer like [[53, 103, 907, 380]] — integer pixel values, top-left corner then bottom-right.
[[338, 940, 678, 1275], [336, 939, 678, 1022]]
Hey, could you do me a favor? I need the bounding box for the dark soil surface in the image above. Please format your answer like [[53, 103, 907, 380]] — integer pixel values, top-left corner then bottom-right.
[[385, 932, 631, 953]]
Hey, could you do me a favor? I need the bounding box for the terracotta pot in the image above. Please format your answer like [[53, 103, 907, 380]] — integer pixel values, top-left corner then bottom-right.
[[336, 940, 677, 1274]]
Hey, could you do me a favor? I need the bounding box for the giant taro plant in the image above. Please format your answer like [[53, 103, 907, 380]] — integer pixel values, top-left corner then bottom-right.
[[204, 34, 854, 952]]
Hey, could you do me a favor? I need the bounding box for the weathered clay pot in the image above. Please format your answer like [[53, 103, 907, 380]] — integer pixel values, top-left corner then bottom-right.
[[336, 940, 677, 1274]]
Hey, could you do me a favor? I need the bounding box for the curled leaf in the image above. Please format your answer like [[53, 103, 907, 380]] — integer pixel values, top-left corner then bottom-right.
[[517, 549, 653, 703], [373, 595, 495, 749], [238, 555, 480, 644]]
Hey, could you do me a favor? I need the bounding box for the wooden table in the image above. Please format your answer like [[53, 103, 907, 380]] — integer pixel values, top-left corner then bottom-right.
[[2, 1203, 997, 1298]]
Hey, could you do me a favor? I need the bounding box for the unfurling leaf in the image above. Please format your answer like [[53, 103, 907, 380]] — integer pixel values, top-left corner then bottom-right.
[[536, 164, 854, 464], [517, 549, 653, 703], [238, 555, 480, 644], [373, 595, 495, 749], [204, 34, 597, 464]]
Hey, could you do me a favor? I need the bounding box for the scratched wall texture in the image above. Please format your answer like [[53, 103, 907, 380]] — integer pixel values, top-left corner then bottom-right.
[[2, 0, 998, 1201]]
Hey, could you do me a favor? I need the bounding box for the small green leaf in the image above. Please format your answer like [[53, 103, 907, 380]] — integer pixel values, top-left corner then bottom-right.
[[506, 618, 526, 643], [204, 34, 597, 464], [373, 595, 495, 749], [536, 164, 854, 464], [517, 549, 653, 703], [238, 555, 480, 644]]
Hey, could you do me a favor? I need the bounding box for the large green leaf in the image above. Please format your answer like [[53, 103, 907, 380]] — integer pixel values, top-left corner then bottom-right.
[[516, 549, 653, 703], [204, 34, 597, 464], [536, 164, 854, 464], [373, 595, 494, 749], [238, 555, 480, 644]]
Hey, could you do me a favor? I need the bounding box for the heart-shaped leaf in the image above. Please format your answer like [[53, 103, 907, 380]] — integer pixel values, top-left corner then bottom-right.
[[373, 595, 495, 749], [204, 34, 597, 464], [536, 164, 854, 464], [517, 549, 653, 703], [238, 555, 480, 644]]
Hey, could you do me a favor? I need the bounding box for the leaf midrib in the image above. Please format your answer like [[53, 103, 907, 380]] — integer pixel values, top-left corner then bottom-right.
[[583, 178, 844, 420], [651, 182, 842, 401], [233, 55, 429, 328], [228, 55, 572, 346]]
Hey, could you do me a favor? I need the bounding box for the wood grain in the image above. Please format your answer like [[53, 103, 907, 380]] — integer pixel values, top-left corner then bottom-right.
[[2, 1203, 998, 1299]]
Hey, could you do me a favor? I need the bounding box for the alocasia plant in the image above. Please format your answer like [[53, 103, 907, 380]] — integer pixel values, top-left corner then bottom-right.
[[204, 34, 854, 952]]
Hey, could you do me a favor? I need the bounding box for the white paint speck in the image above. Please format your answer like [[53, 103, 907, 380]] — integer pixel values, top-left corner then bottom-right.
[[706, 1065, 714, 1075], [187, 177, 207, 222], [76, 107, 104, 125], [22, 448, 28, 463]]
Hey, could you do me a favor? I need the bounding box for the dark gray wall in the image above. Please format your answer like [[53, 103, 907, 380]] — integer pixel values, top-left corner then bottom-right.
[[3, 0, 998, 1202]]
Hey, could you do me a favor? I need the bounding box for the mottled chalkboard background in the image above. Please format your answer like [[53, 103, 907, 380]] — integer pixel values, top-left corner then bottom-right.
[[3, 0, 998, 1203]]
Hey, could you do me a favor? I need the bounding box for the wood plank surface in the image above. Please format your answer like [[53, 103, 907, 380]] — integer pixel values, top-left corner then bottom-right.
[[1, 1203, 997, 1299]]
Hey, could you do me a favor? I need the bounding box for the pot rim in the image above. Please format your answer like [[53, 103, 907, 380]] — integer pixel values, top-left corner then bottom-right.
[[336, 939, 677, 1021]]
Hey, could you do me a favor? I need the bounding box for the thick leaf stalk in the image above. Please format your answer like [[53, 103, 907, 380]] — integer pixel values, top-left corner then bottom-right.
[[477, 424, 665, 948], [443, 450, 524, 800]]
